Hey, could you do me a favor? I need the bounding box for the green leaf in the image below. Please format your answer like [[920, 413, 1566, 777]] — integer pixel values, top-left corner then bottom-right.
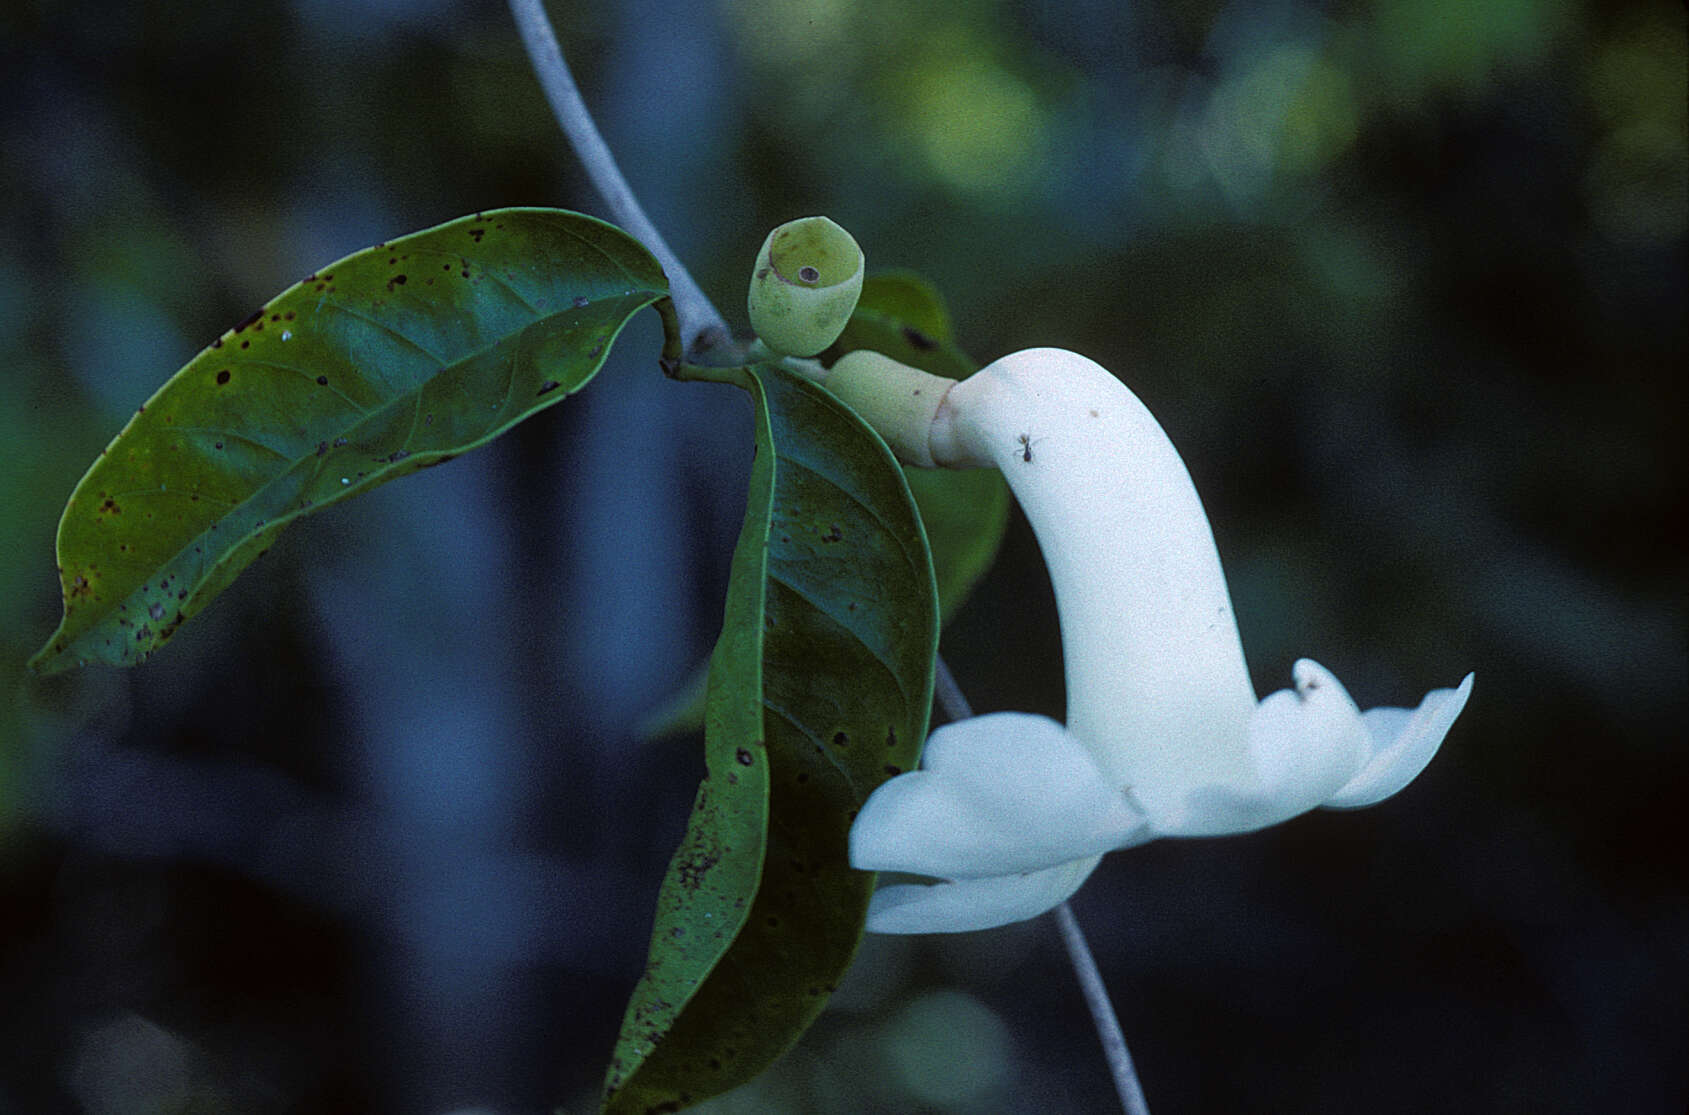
[[829, 272, 1010, 619], [637, 271, 1007, 743], [30, 208, 670, 673], [605, 362, 937, 1114], [905, 465, 1009, 620], [851, 269, 955, 343], [634, 658, 710, 742], [828, 272, 973, 379]]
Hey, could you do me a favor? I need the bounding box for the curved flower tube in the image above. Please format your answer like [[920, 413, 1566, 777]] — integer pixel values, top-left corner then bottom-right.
[[845, 348, 1473, 934]]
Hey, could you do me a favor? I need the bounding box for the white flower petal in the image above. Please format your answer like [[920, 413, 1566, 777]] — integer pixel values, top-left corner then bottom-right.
[[937, 349, 1262, 814], [865, 856, 1103, 935], [1147, 659, 1372, 835], [1248, 659, 1372, 811], [849, 712, 1150, 880], [1324, 673, 1474, 809], [835, 346, 1473, 937]]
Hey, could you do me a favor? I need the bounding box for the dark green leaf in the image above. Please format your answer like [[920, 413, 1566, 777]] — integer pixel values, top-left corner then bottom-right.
[[638, 271, 1007, 743], [851, 269, 954, 342], [829, 272, 1010, 619], [634, 658, 710, 742], [905, 465, 1010, 619], [827, 273, 974, 380], [30, 208, 670, 673], [604, 362, 937, 1114]]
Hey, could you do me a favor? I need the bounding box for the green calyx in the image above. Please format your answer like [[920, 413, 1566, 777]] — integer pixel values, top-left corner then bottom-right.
[[747, 216, 865, 357], [825, 350, 955, 468]]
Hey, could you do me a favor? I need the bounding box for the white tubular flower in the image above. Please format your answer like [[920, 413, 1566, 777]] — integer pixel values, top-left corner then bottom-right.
[[847, 348, 1473, 934]]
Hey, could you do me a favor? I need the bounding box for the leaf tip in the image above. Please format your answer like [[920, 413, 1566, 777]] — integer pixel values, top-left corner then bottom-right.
[[26, 638, 72, 676]]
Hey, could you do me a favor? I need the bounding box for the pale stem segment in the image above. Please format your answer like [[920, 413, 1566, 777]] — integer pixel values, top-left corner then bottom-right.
[[933, 653, 975, 723], [507, 0, 729, 356], [1055, 903, 1153, 1115]]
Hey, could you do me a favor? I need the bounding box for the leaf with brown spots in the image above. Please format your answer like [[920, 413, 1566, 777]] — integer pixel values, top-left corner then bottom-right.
[[603, 362, 937, 1113], [30, 208, 671, 673], [830, 271, 1011, 621], [637, 272, 1006, 745]]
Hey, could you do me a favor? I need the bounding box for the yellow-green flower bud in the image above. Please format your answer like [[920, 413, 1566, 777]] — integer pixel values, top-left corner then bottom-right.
[[747, 217, 865, 357]]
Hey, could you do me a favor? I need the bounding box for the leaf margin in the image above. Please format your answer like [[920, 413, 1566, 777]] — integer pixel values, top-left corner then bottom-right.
[[30, 207, 673, 674], [603, 360, 938, 1112]]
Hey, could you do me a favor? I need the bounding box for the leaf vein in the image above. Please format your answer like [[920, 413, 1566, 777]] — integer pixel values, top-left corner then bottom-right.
[[313, 298, 450, 368], [767, 569, 914, 709], [761, 696, 866, 803], [166, 426, 296, 461], [231, 358, 371, 413], [777, 451, 925, 582], [475, 264, 543, 315], [556, 223, 643, 286]]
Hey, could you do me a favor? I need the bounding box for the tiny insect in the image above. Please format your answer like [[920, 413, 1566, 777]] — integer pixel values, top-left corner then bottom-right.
[[1015, 433, 1042, 462]]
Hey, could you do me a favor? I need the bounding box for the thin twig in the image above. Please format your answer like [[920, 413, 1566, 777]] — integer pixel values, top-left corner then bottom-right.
[[509, 6, 1149, 1108], [507, 0, 729, 356], [932, 653, 974, 723], [937, 654, 1149, 1113], [1055, 902, 1153, 1115]]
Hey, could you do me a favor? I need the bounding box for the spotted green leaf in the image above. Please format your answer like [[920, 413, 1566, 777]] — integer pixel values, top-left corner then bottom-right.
[[30, 208, 671, 673], [604, 361, 937, 1113], [829, 271, 1010, 619], [636, 272, 1006, 744]]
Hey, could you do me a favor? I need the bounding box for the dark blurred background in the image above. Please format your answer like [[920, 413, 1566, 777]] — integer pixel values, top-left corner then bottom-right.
[[2, 0, 1684, 1112]]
